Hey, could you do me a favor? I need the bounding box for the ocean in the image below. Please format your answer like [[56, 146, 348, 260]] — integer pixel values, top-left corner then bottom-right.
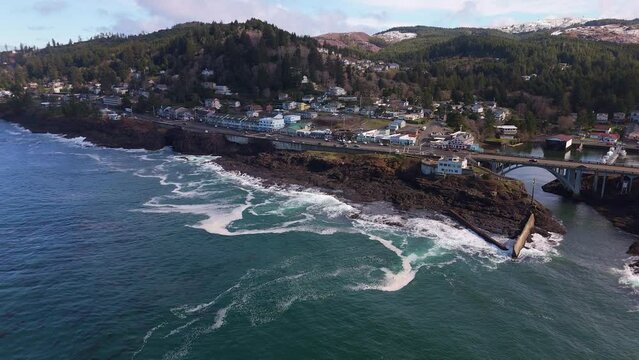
[[1, 119, 639, 359]]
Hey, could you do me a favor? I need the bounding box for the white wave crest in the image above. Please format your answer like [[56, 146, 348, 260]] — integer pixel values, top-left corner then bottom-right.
[[43, 133, 95, 147], [613, 259, 639, 294]]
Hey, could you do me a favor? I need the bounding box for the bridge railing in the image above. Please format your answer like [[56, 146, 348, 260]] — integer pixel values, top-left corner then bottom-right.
[[472, 151, 639, 170]]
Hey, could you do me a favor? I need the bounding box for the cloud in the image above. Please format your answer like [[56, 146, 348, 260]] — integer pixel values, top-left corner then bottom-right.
[[105, 0, 403, 36], [112, 0, 639, 37], [32, 0, 68, 15]]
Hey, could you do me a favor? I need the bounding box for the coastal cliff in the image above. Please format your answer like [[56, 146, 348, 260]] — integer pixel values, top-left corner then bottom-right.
[[2, 112, 564, 237]]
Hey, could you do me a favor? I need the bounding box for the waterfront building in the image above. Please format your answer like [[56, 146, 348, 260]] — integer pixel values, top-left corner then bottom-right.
[[495, 125, 518, 139], [283, 114, 301, 125], [389, 134, 417, 146], [436, 156, 469, 175], [258, 117, 285, 131], [546, 135, 573, 150], [447, 131, 475, 150]]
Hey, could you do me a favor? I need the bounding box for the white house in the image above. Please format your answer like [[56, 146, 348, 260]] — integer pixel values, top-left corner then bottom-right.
[[327, 86, 347, 97], [282, 101, 298, 110], [357, 129, 390, 143], [283, 114, 301, 124], [302, 95, 315, 103], [258, 117, 285, 131], [201, 68, 215, 78], [613, 112, 626, 124], [596, 113, 609, 124], [495, 125, 518, 139], [389, 134, 416, 146], [389, 119, 407, 131], [471, 103, 484, 114], [493, 108, 510, 124], [103, 96, 122, 107], [204, 98, 222, 110], [447, 131, 475, 150], [214, 85, 232, 96], [436, 156, 468, 175]]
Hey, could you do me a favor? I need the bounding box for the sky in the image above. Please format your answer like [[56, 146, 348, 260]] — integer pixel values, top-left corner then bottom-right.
[[2, 0, 639, 48]]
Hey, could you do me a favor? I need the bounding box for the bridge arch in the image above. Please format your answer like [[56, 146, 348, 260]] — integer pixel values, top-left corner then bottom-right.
[[491, 163, 582, 194]]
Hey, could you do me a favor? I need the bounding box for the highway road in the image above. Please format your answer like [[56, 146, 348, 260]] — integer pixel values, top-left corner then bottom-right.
[[134, 115, 639, 176]]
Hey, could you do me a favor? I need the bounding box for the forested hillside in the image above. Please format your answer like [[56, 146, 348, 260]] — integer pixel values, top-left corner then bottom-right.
[[3, 19, 639, 129], [0, 20, 332, 103]]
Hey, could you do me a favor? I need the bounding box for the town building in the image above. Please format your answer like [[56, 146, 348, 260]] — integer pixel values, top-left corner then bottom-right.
[[596, 113, 609, 124], [282, 101, 298, 110], [103, 96, 122, 107], [436, 156, 469, 175], [447, 131, 475, 150], [301, 111, 318, 119], [493, 108, 510, 124], [201, 68, 215, 78], [546, 135, 573, 150], [356, 129, 390, 143], [258, 116, 285, 131], [204, 98, 222, 110], [389, 119, 407, 132], [592, 124, 612, 134], [471, 103, 484, 114], [298, 103, 310, 111], [389, 134, 416, 146], [612, 112, 627, 124], [301, 95, 315, 103], [327, 86, 347, 97], [214, 85, 232, 96], [495, 125, 518, 139], [283, 114, 301, 125]]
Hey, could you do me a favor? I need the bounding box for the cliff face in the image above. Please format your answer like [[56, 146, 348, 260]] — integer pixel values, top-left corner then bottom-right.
[[3, 113, 564, 237]]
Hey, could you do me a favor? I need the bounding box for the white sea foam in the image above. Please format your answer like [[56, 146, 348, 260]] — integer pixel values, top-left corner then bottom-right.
[[132, 322, 166, 359], [514, 232, 564, 262], [43, 133, 95, 147], [613, 259, 639, 293], [6, 122, 31, 134], [164, 318, 200, 338], [210, 303, 234, 330], [353, 234, 417, 292]]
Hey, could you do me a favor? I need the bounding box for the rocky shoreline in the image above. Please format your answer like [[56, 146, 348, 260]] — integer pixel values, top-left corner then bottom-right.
[[2, 112, 564, 239]]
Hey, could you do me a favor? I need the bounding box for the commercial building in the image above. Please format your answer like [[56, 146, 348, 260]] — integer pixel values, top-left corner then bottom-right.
[[546, 135, 573, 150]]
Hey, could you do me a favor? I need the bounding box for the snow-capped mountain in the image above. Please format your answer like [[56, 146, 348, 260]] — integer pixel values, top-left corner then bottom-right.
[[498, 17, 589, 34], [374, 31, 417, 43]]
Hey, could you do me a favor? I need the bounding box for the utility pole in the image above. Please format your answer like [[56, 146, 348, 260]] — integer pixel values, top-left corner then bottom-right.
[[531, 177, 536, 208]]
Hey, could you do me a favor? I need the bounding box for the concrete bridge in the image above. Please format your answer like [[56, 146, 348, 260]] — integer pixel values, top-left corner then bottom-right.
[[473, 153, 639, 197]]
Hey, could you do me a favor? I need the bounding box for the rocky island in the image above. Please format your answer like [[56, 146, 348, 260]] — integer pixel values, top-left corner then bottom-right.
[[2, 111, 564, 241]]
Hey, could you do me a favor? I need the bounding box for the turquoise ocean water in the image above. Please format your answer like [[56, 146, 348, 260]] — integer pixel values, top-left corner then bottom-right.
[[2, 120, 639, 359]]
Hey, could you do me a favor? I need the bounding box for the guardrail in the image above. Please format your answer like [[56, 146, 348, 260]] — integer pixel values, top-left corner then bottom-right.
[[472, 152, 639, 170]]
